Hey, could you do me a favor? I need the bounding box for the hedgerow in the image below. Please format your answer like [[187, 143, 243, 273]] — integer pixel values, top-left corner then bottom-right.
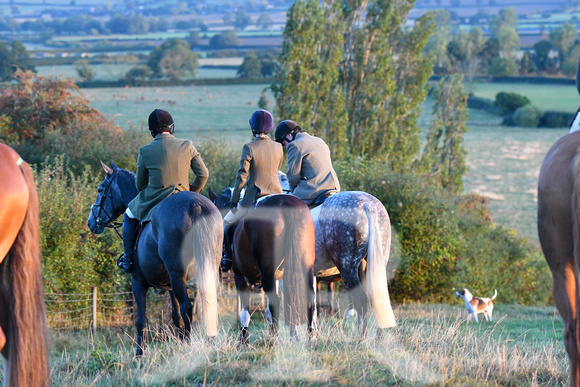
[[334, 156, 551, 304]]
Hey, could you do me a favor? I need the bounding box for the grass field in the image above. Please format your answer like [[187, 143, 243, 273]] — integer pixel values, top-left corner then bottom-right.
[[469, 82, 579, 113], [80, 83, 272, 141], [36, 64, 238, 82], [33, 303, 567, 385]]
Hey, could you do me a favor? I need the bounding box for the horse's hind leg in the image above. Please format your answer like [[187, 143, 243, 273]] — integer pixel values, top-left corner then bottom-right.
[[262, 274, 280, 341], [168, 276, 192, 339], [307, 268, 317, 340], [342, 271, 368, 337], [235, 275, 251, 344], [551, 260, 580, 384], [169, 291, 184, 338]]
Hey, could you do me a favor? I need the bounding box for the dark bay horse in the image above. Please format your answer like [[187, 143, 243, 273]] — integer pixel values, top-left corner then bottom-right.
[[210, 190, 316, 342], [538, 131, 580, 386], [0, 143, 49, 386], [314, 191, 396, 336], [87, 161, 222, 355]]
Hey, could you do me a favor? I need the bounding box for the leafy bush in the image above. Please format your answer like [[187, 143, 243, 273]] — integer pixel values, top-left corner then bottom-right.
[[513, 104, 541, 127], [0, 70, 148, 174], [334, 157, 552, 304], [37, 158, 125, 297], [467, 95, 503, 115], [196, 139, 241, 196], [539, 110, 575, 128], [489, 57, 519, 77], [494, 91, 531, 115]]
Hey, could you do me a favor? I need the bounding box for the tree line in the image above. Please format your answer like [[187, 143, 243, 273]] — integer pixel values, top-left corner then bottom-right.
[[0, 10, 277, 43], [427, 8, 580, 80]]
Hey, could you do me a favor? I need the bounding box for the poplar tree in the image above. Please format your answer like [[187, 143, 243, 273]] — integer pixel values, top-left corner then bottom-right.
[[418, 75, 469, 194], [272, 0, 435, 170], [271, 0, 348, 156]]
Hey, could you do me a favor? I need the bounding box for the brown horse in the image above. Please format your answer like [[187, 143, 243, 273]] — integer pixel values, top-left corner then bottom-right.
[[211, 190, 316, 342], [538, 131, 580, 386], [0, 143, 49, 386]]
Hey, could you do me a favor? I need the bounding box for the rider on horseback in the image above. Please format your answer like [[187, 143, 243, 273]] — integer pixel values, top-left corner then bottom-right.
[[118, 109, 209, 273], [274, 120, 340, 215], [221, 109, 284, 271]]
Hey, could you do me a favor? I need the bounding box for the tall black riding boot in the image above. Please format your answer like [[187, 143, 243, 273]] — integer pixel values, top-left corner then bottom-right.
[[221, 224, 233, 272], [118, 214, 137, 273]]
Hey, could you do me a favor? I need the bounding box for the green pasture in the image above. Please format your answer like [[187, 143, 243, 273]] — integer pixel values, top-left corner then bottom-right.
[[81, 83, 271, 141], [33, 304, 566, 385], [37, 64, 238, 81], [52, 30, 283, 43], [469, 81, 579, 113]]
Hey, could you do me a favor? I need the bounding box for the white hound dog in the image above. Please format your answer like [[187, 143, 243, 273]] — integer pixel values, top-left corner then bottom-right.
[[455, 288, 497, 323]]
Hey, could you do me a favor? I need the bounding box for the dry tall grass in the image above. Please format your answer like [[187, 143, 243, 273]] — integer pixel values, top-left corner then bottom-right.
[[7, 303, 564, 386]]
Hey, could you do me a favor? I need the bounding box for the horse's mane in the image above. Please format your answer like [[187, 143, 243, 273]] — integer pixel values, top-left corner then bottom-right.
[[110, 166, 138, 203]]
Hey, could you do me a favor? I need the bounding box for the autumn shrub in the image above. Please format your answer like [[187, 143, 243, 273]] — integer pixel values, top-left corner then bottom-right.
[[0, 70, 148, 174], [334, 157, 551, 304]]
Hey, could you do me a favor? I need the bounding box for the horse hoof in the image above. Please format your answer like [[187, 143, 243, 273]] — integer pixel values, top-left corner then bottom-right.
[[206, 336, 216, 346], [376, 328, 385, 340], [308, 329, 318, 342], [289, 335, 299, 343], [240, 327, 249, 345]]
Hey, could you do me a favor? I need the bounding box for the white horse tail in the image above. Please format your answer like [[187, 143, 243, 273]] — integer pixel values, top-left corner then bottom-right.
[[282, 203, 315, 327], [364, 203, 396, 329], [193, 210, 223, 338]]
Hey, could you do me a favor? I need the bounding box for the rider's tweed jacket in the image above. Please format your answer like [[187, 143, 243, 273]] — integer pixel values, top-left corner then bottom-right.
[[128, 133, 208, 222], [286, 132, 340, 206], [231, 135, 284, 207]]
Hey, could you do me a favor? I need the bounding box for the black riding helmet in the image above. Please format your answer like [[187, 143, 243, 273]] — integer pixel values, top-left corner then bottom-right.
[[274, 120, 301, 143], [148, 109, 174, 137]]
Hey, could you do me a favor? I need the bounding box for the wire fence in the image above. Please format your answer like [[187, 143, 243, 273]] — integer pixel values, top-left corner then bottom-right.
[[43, 276, 283, 331], [43, 287, 194, 331], [44, 289, 135, 331]]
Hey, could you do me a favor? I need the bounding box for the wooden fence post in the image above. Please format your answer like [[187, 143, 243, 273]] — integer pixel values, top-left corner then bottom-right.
[[92, 287, 97, 334]]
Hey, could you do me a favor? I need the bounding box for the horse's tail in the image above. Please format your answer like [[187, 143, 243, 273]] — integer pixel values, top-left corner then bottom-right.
[[192, 208, 222, 338], [6, 161, 49, 386], [282, 204, 315, 326], [573, 153, 580, 357], [364, 203, 396, 329]]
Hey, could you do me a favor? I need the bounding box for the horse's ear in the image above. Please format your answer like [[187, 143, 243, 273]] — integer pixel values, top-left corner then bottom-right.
[[110, 160, 118, 170], [208, 188, 216, 202], [100, 160, 113, 175]]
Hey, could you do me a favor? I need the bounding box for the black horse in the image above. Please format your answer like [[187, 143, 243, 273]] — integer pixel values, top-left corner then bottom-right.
[[210, 190, 316, 343], [87, 161, 222, 356]]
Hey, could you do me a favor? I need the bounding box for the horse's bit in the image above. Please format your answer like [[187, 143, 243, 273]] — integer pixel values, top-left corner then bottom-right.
[[92, 172, 123, 238]]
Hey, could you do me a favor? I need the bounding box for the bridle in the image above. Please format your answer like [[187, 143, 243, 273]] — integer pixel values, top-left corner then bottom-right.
[[91, 172, 123, 238]]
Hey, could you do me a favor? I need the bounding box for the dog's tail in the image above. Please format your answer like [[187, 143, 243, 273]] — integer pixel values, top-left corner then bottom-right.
[[491, 289, 497, 300]]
